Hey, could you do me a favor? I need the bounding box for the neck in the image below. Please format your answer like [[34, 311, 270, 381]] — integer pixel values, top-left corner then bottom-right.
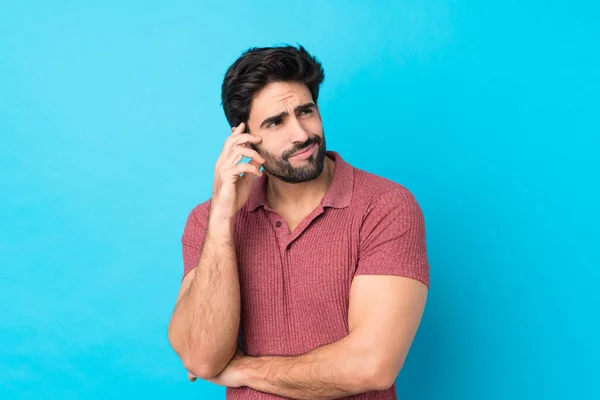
[[266, 156, 334, 212]]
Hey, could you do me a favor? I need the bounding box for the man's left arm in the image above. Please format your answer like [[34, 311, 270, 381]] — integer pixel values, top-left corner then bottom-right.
[[233, 275, 428, 400], [208, 187, 430, 399]]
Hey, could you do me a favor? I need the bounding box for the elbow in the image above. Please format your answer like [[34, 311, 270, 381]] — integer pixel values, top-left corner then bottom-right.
[[167, 322, 237, 379], [181, 343, 238, 379], [365, 367, 398, 392], [182, 358, 223, 380], [167, 328, 218, 380], [177, 342, 230, 380], [362, 355, 404, 392], [369, 370, 397, 392], [171, 345, 229, 380], [168, 332, 234, 380]]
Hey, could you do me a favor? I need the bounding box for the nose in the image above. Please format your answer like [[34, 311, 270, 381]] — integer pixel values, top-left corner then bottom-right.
[[288, 115, 309, 144]]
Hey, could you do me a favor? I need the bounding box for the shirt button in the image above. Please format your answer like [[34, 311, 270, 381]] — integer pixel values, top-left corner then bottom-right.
[[275, 221, 282, 227]]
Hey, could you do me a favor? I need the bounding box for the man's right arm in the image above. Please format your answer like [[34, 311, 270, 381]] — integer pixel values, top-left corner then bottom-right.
[[168, 122, 264, 380], [167, 212, 240, 380]]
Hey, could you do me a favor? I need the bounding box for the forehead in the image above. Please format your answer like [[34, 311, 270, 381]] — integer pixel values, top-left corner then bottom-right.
[[249, 81, 313, 118]]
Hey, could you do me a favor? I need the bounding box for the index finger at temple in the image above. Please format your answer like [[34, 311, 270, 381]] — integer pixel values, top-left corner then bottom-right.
[[235, 134, 262, 146], [232, 122, 245, 136]]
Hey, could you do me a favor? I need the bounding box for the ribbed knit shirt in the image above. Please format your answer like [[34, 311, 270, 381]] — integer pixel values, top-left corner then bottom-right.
[[181, 150, 430, 399]]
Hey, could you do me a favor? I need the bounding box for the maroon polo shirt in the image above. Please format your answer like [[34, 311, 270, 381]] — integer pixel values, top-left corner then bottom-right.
[[181, 151, 430, 399]]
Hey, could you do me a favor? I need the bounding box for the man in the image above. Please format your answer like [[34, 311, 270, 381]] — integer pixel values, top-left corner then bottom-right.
[[168, 44, 430, 400]]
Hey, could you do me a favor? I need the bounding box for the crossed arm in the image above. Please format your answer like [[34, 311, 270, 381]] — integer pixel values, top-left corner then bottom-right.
[[171, 190, 429, 398], [206, 274, 428, 399]]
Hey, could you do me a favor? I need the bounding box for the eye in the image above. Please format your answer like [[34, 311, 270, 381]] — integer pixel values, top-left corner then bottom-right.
[[267, 119, 282, 128], [300, 108, 313, 115]]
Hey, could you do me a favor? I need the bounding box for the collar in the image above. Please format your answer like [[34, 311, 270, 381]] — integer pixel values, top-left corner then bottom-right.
[[247, 150, 354, 212]]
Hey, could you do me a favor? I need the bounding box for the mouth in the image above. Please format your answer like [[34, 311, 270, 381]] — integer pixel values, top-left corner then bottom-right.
[[290, 143, 317, 159]]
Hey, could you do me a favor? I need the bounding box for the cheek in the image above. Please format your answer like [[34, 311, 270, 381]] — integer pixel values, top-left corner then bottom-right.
[[251, 139, 279, 159], [306, 116, 323, 133], [262, 135, 287, 152]]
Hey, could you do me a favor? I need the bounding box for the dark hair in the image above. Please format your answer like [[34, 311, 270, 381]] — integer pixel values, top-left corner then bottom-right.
[[221, 44, 325, 129]]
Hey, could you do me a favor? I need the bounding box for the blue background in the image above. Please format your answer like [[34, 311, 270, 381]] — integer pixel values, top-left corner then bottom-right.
[[1, 1, 598, 399]]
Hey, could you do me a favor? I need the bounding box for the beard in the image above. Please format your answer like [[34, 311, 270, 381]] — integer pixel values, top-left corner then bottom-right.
[[250, 134, 327, 184]]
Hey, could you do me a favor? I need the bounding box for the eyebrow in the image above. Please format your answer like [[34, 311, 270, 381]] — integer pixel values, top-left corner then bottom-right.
[[259, 102, 316, 128]]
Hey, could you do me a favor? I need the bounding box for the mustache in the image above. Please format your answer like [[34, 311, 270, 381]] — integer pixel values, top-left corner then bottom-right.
[[283, 136, 321, 159]]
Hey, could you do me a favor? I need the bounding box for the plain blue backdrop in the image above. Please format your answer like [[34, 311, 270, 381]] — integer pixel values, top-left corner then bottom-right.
[[1, 1, 598, 399]]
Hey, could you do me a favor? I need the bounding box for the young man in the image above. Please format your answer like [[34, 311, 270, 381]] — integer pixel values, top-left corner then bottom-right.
[[168, 45, 430, 400]]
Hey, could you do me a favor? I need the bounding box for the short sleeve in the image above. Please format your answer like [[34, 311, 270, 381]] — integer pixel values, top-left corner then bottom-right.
[[355, 187, 430, 288], [181, 199, 212, 280]]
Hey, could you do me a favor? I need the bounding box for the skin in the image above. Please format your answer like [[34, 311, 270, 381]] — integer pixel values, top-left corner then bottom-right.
[[245, 81, 334, 230], [172, 81, 429, 398], [206, 277, 428, 399], [167, 121, 265, 379]]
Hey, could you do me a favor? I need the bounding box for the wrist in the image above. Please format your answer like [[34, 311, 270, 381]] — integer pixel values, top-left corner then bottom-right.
[[207, 211, 235, 237]]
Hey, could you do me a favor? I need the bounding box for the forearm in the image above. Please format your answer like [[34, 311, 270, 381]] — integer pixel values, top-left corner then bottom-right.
[[169, 216, 240, 377], [240, 335, 386, 400]]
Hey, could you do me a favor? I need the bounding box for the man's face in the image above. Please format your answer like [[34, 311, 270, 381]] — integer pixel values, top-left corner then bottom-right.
[[246, 81, 326, 184]]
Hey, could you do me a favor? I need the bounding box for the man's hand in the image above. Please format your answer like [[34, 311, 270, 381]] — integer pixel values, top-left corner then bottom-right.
[[187, 348, 248, 387], [211, 122, 265, 220]]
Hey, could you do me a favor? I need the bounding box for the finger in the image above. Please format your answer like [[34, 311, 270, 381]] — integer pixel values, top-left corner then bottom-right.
[[248, 157, 263, 170], [240, 158, 264, 186], [232, 133, 262, 147], [222, 134, 261, 159], [228, 163, 262, 180], [228, 147, 266, 166], [231, 122, 245, 136]]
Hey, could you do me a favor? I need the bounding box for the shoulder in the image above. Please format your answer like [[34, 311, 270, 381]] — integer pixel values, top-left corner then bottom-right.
[[352, 167, 422, 214], [187, 198, 212, 221], [181, 198, 212, 243]]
